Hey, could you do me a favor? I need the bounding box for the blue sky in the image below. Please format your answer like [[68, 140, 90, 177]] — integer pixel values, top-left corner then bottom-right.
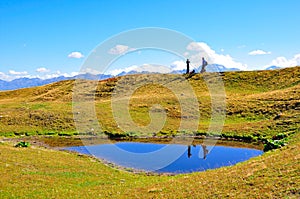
[[1, 0, 300, 80]]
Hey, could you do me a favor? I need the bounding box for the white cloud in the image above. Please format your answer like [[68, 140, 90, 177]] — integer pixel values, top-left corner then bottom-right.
[[248, 50, 271, 55], [8, 70, 28, 75], [183, 52, 189, 57], [43, 74, 59, 79], [68, 51, 84, 59], [38, 71, 79, 79], [0, 72, 11, 81], [81, 68, 103, 75], [108, 65, 139, 76], [0, 70, 80, 81], [36, 67, 50, 73], [134, 64, 171, 73], [186, 42, 247, 70], [108, 45, 135, 55], [0, 70, 35, 81], [108, 64, 171, 76], [170, 60, 186, 71], [266, 53, 300, 68], [70, 72, 80, 77], [41, 71, 77, 79], [186, 42, 205, 52], [107, 42, 249, 74]]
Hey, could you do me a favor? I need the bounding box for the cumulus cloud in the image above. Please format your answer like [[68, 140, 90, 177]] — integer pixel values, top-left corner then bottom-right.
[[68, 51, 84, 59], [108, 45, 135, 55], [186, 42, 205, 52], [40, 71, 79, 79], [170, 60, 186, 71], [134, 64, 171, 73], [80, 68, 103, 75], [186, 42, 247, 70], [0, 70, 80, 81], [109, 65, 139, 76], [266, 53, 300, 68], [107, 42, 249, 75], [0, 72, 10, 81], [8, 70, 28, 75], [69, 72, 80, 77], [248, 50, 271, 55], [36, 67, 50, 73], [108, 64, 171, 76]]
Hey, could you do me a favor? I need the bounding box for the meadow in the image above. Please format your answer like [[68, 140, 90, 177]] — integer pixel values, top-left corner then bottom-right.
[[0, 67, 299, 198]]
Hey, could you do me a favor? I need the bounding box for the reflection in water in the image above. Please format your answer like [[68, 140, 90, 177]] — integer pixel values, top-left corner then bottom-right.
[[188, 144, 208, 159], [202, 145, 208, 159], [65, 142, 263, 174], [187, 145, 192, 158]]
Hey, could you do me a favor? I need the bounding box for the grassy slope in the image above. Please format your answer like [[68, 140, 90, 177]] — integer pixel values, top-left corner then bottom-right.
[[0, 67, 299, 138], [0, 131, 299, 198], [0, 67, 299, 198]]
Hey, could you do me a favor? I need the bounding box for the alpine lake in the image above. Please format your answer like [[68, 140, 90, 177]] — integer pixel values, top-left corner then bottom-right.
[[42, 136, 265, 174]]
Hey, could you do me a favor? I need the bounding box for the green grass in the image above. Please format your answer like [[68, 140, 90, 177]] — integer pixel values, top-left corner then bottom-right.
[[0, 67, 299, 138], [0, 132, 299, 198], [0, 67, 299, 198]]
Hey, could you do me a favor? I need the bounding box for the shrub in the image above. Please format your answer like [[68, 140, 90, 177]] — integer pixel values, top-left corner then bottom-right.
[[58, 132, 72, 136], [263, 139, 287, 152], [45, 132, 57, 136], [25, 132, 37, 136], [272, 133, 287, 140], [15, 141, 31, 148]]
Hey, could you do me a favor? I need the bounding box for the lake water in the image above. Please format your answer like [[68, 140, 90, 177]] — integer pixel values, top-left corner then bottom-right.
[[64, 142, 263, 174]]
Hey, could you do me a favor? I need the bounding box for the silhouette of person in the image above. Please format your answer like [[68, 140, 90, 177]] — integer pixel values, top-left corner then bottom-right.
[[187, 145, 192, 158], [187, 145, 197, 158], [201, 144, 209, 159], [186, 59, 190, 74], [200, 57, 208, 73]]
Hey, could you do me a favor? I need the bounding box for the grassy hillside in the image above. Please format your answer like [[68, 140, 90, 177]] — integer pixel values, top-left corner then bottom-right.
[[0, 67, 299, 139], [0, 132, 299, 198], [0, 67, 299, 198]]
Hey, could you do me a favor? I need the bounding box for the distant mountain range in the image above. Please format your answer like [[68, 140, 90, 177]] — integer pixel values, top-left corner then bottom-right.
[[0, 74, 112, 91], [169, 64, 241, 74], [265, 65, 282, 70], [1, 64, 280, 91], [205, 64, 241, 72]]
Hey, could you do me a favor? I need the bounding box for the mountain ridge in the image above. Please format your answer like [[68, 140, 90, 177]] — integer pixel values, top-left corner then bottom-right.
[[0, 64, 289, 91], [0, 66, 299, 138], [0, 64, 240, 91]]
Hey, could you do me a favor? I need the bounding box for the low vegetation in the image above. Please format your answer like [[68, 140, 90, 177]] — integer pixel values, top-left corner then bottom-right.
[[0, 132, 299, 198], [0, 67, 299, 198], [14, 141, 31, 148]]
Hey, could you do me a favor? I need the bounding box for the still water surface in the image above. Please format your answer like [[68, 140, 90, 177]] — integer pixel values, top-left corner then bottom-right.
[[65, 142, 263, 173]]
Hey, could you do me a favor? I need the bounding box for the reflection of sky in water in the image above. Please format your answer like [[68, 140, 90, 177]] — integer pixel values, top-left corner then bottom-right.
[[65, 142, 263, 174]]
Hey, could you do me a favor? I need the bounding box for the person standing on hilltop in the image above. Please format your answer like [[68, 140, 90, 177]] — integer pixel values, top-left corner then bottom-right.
[[186, 59, 190, 74], [185, 59, 196, 78], [200, 57, 208, 73]]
